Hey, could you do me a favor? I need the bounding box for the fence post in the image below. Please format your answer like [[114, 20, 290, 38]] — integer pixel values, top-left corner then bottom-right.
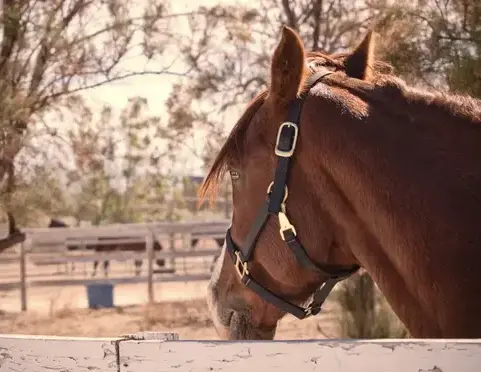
[[19, 238, 28, 311], [146, 232, 154, 304], [167, 196, 176, 271]]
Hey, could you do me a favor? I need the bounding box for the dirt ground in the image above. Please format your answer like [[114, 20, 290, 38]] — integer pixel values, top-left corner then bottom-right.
[[0, 282, 340, 340], [0, 298, 340, 340], [0, 264, 340, 340]]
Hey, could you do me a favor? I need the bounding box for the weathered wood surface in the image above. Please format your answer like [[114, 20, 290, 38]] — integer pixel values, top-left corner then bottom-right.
[[118, 339, 481, 372], [65, 237, 156, 245], [28, 248, 220, 266], [0, 334, 120, 372], [0, 253, 19, 264], [2, 334, 481, 372], [23, 220, 230, 244], [0, 273, 212, 291]]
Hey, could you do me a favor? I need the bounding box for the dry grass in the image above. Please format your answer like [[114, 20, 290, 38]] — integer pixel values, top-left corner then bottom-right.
[[141, 300, 213, 329], [0, 268, 408, 340], [0, 299, 217, 339], [330, 271, 410, 339], [0, 297, 342, 340]]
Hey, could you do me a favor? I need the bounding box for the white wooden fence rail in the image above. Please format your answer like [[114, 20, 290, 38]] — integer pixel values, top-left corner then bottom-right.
[[1, 333, 480, 372], [2, 220, 229, 311], [22, 220, 231, 245]]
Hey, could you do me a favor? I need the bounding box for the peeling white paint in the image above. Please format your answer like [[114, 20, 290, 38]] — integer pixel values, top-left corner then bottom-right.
[[0, 334, 119, 372], [1, 334, 481, 372]]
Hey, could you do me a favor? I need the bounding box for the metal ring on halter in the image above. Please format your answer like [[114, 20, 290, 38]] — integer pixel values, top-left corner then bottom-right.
[[267, 181, 288, 203]]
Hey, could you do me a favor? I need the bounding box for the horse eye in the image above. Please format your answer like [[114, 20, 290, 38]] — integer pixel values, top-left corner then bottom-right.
[[230, 170, 240, 180]]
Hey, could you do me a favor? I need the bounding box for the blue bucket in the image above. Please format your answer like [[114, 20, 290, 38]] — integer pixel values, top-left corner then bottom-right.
[[86, 283, 114, 309]]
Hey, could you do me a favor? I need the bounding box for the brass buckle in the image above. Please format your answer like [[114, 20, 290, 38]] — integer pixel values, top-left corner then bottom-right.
[[275, 121, 299, 158], [234, 251, 248, 279], [279, 209, 297, 241], [267, 182, 288, 203]]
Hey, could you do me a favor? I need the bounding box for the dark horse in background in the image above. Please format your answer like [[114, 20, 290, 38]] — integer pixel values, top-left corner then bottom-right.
[[48, 218, 166, 277], [0, 212, 26, 253]]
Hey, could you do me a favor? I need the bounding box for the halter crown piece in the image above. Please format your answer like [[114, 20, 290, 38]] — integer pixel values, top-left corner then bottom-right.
[[224, 66, 360, 319]]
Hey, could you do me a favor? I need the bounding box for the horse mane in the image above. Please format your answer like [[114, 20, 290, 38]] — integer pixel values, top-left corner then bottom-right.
[[199, 90, 268, 205], [199, 50, 481, 205], [325, 66, 481, 127]]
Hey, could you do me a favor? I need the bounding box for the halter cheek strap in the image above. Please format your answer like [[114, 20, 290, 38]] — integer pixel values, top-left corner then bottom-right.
[[224, 68, 360, 320]]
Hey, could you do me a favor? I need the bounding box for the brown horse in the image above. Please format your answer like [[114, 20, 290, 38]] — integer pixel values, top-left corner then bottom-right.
[[201, 26, 481, 340]]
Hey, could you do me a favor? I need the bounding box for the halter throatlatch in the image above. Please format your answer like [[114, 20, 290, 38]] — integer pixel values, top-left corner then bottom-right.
[[225, 68, 360, 320]]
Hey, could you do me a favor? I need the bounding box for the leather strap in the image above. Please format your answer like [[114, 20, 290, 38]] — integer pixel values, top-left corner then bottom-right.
[[268, 69, 334, 214]]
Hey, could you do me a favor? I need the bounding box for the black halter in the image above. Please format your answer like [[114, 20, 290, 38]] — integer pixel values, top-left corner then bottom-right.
[[225, 68, 360, 320]]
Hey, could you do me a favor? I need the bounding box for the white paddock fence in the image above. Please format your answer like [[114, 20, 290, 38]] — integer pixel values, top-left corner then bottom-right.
[[0, 220, 230, 311], [0, 332, 480, 372]]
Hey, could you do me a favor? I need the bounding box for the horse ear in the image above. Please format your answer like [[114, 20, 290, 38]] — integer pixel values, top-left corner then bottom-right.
[[269, 26, 307, 104], [344, 30, 376, 80]]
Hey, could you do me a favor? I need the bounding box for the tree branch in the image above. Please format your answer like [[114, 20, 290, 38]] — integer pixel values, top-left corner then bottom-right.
[[0, 0, 23, 76], [281, 0, 297, 30], [311, 0, 323, 50], [46, 68, 194, 101], [29, 0, 93, 95]]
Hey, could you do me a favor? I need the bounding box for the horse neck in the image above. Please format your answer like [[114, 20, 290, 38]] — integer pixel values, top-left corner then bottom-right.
[[295, 81, 481, 337]]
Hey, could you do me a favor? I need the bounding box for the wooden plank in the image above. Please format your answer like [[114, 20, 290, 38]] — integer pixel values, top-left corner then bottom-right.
[[0, 254, 19, 264], [191, 232, 226, 239], [19, 239, 27, 312], [29, 249, 220, 265], [118, 339, 481, 372], [24, 224, 229, 253], [0, 334, 120, 372], [23, 220, 230, 242], [0, 273, 212, 291], [65, 237, 151, 245], [120, 332, 179, 341], [18, 221, 230, 250], [152, 267, 176, 274], [1, 335, 480, 372], [64, 233, 225, 247]]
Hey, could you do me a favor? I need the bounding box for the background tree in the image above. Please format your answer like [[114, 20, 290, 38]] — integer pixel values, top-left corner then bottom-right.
[[167, 0, 380, 169], [6, 96, 186, 227], [372, 0, 481, 96], [0, 0, 194, 198], [170, 0, 480, 167]]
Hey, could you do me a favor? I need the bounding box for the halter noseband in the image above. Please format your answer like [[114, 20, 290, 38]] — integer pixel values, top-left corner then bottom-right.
[[225, 68, 360, 320]]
